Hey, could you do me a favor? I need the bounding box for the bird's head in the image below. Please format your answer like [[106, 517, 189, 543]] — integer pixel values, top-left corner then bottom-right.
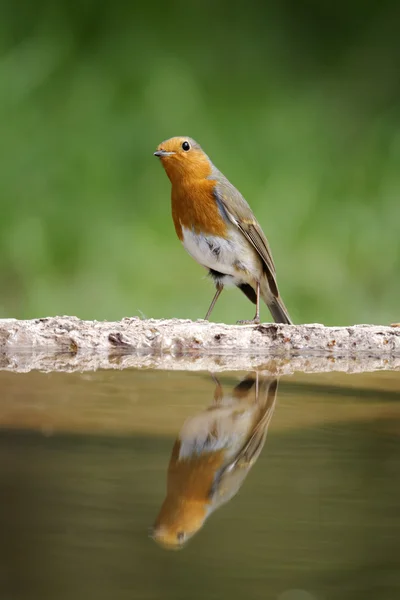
[[154, 136, 212, 183], [150, 497, 207, 550]]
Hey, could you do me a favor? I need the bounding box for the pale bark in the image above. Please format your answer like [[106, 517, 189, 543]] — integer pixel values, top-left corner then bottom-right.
[[0, 316, 399, 373]]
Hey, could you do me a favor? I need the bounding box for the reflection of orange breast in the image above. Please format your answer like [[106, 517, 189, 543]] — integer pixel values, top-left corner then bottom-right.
[[167, 440, 226, 502], [172, 180, 228, 241]]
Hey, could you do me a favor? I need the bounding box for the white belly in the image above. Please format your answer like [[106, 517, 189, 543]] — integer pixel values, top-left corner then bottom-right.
[[178, 399, 256, 460], [181, 226, 261, 283]]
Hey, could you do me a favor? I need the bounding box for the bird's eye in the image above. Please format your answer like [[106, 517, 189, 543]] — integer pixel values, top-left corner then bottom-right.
[[182, 141, 190, 152], [177, 531, 185, 543]]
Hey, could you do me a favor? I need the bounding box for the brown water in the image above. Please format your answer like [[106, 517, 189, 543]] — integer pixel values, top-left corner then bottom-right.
[[0, 367, 399, 600]]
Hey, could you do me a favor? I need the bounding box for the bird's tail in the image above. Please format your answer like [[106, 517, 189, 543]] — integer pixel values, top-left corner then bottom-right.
[[261, 281, 292, 324]]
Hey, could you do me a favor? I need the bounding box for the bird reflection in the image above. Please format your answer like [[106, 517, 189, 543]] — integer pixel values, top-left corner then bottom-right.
[[151, 372, 278, 550]]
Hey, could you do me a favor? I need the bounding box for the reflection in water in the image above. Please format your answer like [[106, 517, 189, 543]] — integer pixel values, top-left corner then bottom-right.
[[0, 368, 399, 598], [152, 373, 278, 549]]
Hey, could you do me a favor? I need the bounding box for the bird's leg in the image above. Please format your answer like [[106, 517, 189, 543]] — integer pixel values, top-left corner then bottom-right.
[[210, 372, 224, 404], [255, 371, 259, 402], [254, 283, 261, 322], [237, 281, 261, 325], [204, 283, 224, 320]]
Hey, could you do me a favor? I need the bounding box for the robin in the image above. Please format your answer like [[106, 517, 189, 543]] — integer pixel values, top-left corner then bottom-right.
[[154, 136, 292, 324], [151, 373, 278, 550]]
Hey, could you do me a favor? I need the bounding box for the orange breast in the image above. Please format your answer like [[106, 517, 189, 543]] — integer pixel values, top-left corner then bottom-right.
[[171, 179, 228, 241], [166, 440, 225, 501]]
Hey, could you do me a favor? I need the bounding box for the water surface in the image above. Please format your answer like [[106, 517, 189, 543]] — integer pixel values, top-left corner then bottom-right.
[[0, 367, 399, 600]]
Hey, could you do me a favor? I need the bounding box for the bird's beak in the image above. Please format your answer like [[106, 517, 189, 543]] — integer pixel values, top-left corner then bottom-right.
[[154, 150, 175, 157]]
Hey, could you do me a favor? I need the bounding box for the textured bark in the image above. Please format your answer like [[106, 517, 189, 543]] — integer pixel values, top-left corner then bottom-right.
[[0, 316, 399, 374]]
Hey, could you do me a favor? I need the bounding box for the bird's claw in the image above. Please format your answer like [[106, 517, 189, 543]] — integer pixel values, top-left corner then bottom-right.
[[236, 318, 260, 325]]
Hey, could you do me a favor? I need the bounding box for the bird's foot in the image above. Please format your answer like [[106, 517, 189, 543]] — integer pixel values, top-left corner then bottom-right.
[[236, 317, 260, 325]]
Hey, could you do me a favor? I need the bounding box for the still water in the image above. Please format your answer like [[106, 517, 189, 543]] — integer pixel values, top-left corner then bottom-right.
[[0, 367, 399, 600]]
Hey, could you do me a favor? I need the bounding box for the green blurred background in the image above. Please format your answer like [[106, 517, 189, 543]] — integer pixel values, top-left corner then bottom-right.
[[1, 0, 399, 325]]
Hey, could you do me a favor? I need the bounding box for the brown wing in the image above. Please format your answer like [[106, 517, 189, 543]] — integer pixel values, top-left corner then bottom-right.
[[230, 378, 278, 467], [213, 174, 279, 297], [209, 377, 279, 507]]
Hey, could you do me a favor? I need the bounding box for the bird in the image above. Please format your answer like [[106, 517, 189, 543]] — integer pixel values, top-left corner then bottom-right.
[[151, 373, 279, 550], [154, 136, 292, 324]]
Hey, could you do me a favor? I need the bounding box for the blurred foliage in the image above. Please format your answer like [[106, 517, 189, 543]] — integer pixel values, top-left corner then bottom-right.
[[0, 0, 399, 324]]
